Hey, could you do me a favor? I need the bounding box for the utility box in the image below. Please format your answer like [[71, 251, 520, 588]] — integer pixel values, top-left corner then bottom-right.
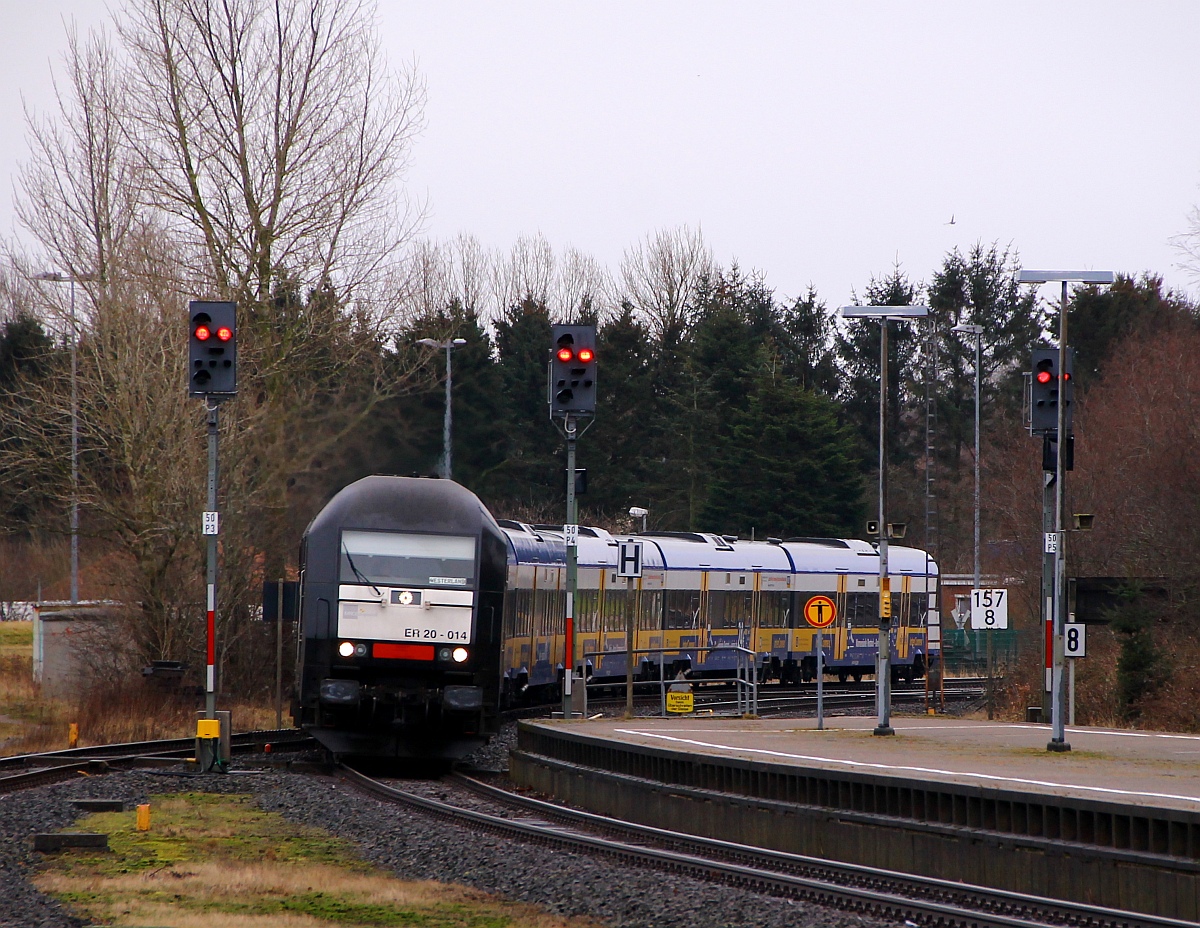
[[194, 710, 231, 771]]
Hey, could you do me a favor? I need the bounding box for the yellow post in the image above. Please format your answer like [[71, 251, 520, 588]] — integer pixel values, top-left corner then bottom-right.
[[68, 723, 79, 749], [136, 804, 151, 831]]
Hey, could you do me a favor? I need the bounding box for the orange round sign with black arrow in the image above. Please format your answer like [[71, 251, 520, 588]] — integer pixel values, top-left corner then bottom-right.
[[804, 595, 837, 628]]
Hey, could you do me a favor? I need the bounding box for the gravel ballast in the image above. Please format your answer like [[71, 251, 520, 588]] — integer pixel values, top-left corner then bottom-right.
[[0, 727, 897, 928]]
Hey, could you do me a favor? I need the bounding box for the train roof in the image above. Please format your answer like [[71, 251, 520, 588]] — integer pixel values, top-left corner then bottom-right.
[[499, 522, 937, 576], [306, 476, 501, 540]]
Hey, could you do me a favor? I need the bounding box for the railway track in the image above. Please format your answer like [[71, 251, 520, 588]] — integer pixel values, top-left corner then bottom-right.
[[340, 763, 1191, 928], [0, 728, 314, 792]]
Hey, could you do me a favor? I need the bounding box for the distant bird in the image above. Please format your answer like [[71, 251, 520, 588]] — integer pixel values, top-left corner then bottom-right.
[[946, 215, 956, 225]]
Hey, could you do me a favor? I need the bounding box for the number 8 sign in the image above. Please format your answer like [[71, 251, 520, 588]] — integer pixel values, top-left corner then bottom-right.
[[1064, 622, 1087, 658], [970, 588, 1009, 630]]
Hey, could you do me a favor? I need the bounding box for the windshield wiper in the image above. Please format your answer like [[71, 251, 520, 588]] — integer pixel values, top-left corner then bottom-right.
[[341, 543, 381, 596]]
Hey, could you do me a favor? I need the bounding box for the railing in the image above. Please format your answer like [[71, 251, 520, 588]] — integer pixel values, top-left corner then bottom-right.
[[580, 645, 759, 717]]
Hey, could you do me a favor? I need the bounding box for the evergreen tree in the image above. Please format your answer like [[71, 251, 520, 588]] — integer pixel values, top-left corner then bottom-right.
[[1068, 274, 1195, 387], [926, 243, 1047, 476], [777, 287, 838, 396], [836, 265, 923, 466], [585, 302, 657, 517], [653, 269, 776, 529], [490, 297, 560, 505], [0, 314, 59, 527], [699, 357, 862, 538]]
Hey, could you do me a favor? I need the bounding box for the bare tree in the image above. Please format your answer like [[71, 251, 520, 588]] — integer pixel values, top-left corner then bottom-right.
[[117, 0, 426, 302], [6, 0, 432, 694], [449, 233, 492, 318], [620, 226, 713, 342], [557, 246, 613, 322], [493, 233, 556, 313], [17, 26, 140, 290]]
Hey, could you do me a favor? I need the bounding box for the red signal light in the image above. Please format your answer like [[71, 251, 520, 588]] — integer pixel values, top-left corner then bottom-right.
[[1061, 371, 1070, 381], [216, 326, 233, 342], [1036, 370, 1053, 384], [577, 347, 594, 363], [556, 347, 573, 363], [195, 325, 211, 341]]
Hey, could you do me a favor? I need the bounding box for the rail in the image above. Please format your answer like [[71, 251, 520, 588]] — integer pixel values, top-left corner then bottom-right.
[[581, 644, 758, 717]]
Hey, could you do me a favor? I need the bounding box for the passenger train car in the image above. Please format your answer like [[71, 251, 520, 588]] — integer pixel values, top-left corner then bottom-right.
[[500, 524, 940, 701], [294, 476, 939, 759]]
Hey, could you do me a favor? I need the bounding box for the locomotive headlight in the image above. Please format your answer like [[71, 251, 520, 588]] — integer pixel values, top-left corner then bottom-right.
[[338, 641, 355, 658], [354, 642, 368, 657], [452, 647, 469, 663]]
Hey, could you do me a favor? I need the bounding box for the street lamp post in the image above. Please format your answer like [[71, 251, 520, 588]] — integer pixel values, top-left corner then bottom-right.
[[417, 337, 467, 479], [34, 271, 94, 605], [1017, 269, 1115, 752], [839, 304, 929, 736], [952, 323, 987, 717]]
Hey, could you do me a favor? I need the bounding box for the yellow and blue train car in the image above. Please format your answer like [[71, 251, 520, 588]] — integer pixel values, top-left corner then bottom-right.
[[498, 523, 940, 701]]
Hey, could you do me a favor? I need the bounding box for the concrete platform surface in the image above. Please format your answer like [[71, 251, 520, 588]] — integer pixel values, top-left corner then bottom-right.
[[534, 715, 1200, 813]]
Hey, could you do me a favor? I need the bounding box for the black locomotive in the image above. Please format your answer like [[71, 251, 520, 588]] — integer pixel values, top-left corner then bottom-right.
[[293, 476, 507, 759]]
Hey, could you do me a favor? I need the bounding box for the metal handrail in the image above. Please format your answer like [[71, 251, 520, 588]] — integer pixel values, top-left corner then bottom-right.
[[580, 644, 758, 717]]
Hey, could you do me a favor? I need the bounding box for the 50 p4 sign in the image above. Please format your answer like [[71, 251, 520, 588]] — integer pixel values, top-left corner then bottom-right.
[[970, 588, 1009, 630]]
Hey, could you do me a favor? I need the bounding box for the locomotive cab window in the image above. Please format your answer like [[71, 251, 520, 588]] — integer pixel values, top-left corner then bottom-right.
[[340, 531, 476, 589]]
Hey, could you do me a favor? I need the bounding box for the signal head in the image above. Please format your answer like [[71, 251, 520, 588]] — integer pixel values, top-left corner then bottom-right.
[[188, 300, 238, 398], [556, 347, 573, 363], [1036, 370, 1052, 384], [577, 347, 594, 363]]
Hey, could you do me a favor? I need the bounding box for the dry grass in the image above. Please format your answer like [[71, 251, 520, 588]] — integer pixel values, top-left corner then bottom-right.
[[36, 792, 594, 928], [0, 620, 293, 755]]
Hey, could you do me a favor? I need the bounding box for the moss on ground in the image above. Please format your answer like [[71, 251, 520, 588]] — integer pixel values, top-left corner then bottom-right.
[[36, 791, 592, 928]]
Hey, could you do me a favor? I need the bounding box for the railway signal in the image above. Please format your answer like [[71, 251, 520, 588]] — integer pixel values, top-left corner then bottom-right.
[[189, 301, 238, 397], [548, 324, 597, 417], [1030, 347, 1073, 433], [547, 324, 598, 718], [188, 299, 238, 769]]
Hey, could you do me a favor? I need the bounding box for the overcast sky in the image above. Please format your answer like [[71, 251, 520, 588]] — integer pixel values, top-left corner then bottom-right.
[[4, 1, 1200, 307]]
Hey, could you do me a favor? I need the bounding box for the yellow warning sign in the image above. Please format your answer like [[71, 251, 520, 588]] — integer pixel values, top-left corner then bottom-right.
[[804, 595, 837, 628], [666, 690, 694, 713]]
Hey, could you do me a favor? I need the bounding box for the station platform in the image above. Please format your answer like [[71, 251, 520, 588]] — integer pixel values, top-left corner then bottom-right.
[[511, 714, 1200, 919], [536, 713, 1200, 814]]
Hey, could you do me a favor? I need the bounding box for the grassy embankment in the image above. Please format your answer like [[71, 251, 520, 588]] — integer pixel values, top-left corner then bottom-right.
[[0, 621, 281, 755], [37, 791, 590, 928]]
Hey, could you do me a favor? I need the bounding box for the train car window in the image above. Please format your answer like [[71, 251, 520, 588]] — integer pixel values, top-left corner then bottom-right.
[[602, 589, 626, 632], [638, 590, 663, 630], [575, 589, 600, 633], [339, 531, 476, 589], [707, 591, 752, 629], [758, 591, 789, 628], [910, 592, 927, 627], [845, 592, 880, 627], [665, 591, 701, 629], [514, 590, 533, 638]]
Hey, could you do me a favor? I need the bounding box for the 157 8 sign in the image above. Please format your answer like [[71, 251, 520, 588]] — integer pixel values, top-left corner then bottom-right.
[[970, 588, 1008, 630]]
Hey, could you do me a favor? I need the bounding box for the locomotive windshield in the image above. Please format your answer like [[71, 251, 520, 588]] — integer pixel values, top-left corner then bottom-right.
[[339, 530, 476, 589]]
